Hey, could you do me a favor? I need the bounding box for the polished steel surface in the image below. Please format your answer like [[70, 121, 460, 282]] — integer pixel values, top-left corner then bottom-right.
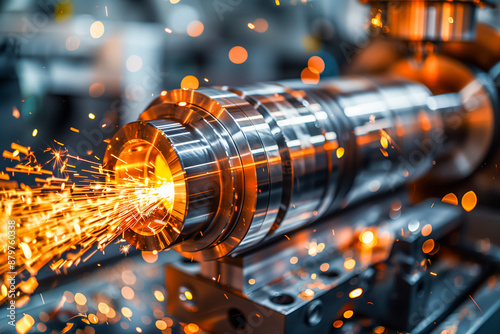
[[103, 73, 495, 261], [364, 0, 479, 42], [392, 54, 497, 181]]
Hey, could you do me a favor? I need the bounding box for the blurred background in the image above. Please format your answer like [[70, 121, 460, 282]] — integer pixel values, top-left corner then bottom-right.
[[0, 0, 379, 176]]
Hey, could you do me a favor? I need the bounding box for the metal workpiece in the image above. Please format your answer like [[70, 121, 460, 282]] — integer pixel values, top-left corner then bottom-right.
[[391, 54, 499, 181], [103, 73, 496, 260], [361, 0, 497, 42]]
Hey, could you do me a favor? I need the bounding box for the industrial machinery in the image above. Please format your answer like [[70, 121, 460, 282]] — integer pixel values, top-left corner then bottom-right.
[[100, 1, 500, 333], [1, 0, 499, 333]]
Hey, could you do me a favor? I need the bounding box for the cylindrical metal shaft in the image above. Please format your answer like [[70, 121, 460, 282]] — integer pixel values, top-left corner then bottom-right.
[[103, 74, 496, 261]]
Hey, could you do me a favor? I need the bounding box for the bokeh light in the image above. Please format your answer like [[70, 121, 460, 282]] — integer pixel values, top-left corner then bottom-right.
[[301, 67, 319, 84], [442, 193, 459, 205], [422, 239, 435, 253], [90, 21, 105, 39], [181, 75, 200, 89], [229, 46, 248, 64], [65, 36, 80, 51], [462, 191, 477, 212], [187, 20, 204, 37], [254, 18, 268, 33], [126, 55, 143, 72], [308, 56, 325, 74], [89, 83, 105, 98]]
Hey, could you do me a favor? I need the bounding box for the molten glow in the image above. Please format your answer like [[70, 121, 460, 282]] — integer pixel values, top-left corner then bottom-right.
[[16, 314, 35, 334], [349, 288, 363, 299], [187, 323, 200, 333], [371, 12, 383, 28], [336, 147, 344, 159], [380, 136, 388, 149], [88, 314, 98, 324], [360, 231, 374, 244], [184, 290, 193, 300], [343, 310, 353, 319]]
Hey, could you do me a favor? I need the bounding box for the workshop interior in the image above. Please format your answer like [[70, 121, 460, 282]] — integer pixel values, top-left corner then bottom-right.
[[1, 0, 500, 333]]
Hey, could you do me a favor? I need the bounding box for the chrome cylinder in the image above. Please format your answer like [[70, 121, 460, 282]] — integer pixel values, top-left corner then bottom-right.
[[103, 74, 496, 260], [364, 0, 478, 42]]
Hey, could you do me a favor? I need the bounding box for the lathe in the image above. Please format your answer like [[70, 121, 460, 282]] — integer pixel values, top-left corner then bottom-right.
[[100, 1, 500, 333], [1, 0, 500, 333]]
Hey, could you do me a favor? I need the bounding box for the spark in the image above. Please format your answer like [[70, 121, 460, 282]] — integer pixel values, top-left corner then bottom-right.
[[120, 245, 131, 255], [349, 288, 363, 299], [360, 231, 374, 244], [336, 147, 344, 159], [184, 290, 193, 300], [32, 129, 38, 137], [165, 27, 172, 33], [469, 294, 483, 313], [88, 113, 95, 119], [13, 106, 20, 119], [0, 142, 175, 294]]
